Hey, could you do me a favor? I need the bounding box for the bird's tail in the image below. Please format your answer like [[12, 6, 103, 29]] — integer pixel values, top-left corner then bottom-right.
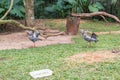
[[91, 32, 98, 43], [91, 32, 97, 38]]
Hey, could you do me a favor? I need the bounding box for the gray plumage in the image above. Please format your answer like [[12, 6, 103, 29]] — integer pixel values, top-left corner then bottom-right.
[[26, 30, 41, 47], [81, 30, 98, 43]]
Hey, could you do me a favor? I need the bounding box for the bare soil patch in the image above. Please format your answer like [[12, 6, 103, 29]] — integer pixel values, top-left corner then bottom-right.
[[0, 32, 73, 50], [66, 50, 119, 63]]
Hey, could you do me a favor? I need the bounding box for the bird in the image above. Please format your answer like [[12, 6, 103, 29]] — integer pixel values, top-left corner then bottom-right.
[[26, 30, 42, 47], [80, 30, 98, 47]]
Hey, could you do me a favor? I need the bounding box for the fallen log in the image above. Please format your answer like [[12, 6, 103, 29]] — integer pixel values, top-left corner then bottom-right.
[[71, 12, 120, 23], [0, 20, 35, 30]]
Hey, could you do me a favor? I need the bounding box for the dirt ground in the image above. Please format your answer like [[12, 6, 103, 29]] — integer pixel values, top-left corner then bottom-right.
[[0, 32, 73, 50], [66, 50, 119, 63]]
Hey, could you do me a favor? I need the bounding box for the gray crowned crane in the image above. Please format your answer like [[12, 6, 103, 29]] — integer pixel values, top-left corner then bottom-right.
[[80, 30, 98, 47], [26, 30, 42, 47]]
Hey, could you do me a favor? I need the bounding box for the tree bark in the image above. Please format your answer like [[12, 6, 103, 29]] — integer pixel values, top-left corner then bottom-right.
[[66, 16, 80, 35], [24, 0, 35, 27]]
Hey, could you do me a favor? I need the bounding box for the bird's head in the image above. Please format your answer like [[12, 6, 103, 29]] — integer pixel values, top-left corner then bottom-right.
[[26, 30, 33, 36], [80, 29, 85, 34]]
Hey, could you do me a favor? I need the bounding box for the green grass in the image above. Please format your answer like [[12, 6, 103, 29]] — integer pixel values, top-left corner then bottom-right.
[[44, 19, 120, 32], [80, 20, 120, 32], [44, 19, 66, 31], [0, 20, 120, 80]]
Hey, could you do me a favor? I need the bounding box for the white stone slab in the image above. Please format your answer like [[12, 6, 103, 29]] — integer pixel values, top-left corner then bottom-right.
[[29, 69, 53, 79]]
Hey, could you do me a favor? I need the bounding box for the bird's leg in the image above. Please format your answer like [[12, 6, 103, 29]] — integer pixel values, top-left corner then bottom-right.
[[87, 42, 91, 47], [90, 42, 92, 47], [34, 42, 35, 47], [87, 42, 90, 48]]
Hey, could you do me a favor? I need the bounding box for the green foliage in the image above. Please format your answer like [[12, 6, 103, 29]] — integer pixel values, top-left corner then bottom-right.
[[10, 6, 25, 18], [44, 0, 76, 18], [89, 2, 104, 12], [75, 0, 104, 13], [0, 0, 119, 19], [77, 0, 91, 13], [0, 8, 5, 14], [0, 0, 25, 19], [34, 0, 120, 20], [34, 0, 45, 18], [101, 0, 120, 20], [39, 0, 105, 18], [111, 0, 118, 5]]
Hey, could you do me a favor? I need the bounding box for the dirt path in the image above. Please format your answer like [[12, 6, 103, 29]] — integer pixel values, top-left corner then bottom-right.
[[0, 32, 73, 50]]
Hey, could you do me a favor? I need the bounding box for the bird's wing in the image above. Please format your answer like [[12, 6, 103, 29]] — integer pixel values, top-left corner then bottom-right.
[[83, 32, 97, 41], [34, 30, 40, 37]]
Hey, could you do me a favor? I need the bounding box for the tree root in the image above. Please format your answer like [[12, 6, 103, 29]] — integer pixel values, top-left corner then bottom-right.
[[0, 19, 66, 39], [40, 31, 65, 39]]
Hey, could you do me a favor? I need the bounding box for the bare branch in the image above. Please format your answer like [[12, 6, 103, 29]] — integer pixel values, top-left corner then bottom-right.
[[71, 12, 120, 23], [0, 20, 35, 30], [40, 31, 65, 39]]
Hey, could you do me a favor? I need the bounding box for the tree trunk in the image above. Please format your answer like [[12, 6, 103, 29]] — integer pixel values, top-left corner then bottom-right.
[[24, 0, 35, 27], [66, 16, 80, 35]]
